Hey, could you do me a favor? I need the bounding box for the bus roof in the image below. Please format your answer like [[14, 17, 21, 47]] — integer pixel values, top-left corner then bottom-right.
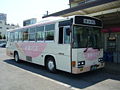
[[7, 16, 69, 32], [7, 15, 102, 32]]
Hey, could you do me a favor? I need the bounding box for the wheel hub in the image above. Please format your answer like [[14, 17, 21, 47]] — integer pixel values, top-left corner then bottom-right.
[[48, 60, 54, 70]]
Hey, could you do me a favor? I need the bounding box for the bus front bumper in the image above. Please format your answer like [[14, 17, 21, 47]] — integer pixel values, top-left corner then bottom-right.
[[72, 62, 105, 74]]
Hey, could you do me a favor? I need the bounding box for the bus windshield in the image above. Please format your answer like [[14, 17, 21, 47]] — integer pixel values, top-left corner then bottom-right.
[[73, 25, 102, 49]]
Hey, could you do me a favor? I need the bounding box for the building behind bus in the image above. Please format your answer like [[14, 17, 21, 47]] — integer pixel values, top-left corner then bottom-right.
[[0, 13, 19, 40], [43, 0, 120, 64]]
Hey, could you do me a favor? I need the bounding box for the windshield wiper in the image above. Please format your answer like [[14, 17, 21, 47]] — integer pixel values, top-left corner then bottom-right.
[[84, 35, 90, 52]]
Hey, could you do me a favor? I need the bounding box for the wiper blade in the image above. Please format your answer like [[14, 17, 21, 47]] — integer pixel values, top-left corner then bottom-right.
[[84, 35, 90, 52], [84, 48, 88, 52], [92, 47, 100, 51]]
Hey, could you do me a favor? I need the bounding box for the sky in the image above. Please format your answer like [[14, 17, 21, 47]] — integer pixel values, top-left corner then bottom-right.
[[0, 0, 69, 26]]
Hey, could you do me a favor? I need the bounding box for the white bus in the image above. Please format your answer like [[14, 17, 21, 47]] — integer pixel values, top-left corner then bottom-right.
[[6, 15, 104, 74]]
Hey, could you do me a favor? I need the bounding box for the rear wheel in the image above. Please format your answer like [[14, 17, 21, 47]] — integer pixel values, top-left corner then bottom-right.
[[46, 57, 56, 73], [14, 52, 20, 62]]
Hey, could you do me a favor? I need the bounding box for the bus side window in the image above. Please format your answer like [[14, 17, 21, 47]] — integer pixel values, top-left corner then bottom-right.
[[29, 27, 36, 41], [45, 24, 55, 41], [15, 31, 19, 41], [36, 26, 44, 41], [10, 32, 15, 42], [7, 32, 10, 41], [23, 29, 28, 41], [58, 27, 63, 44], [18, 31, 23, 41]]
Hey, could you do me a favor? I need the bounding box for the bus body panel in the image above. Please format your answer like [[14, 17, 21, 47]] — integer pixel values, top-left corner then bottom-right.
[[72, 48, 104, 74], [6, 15, 104, 74], [7, 41, 71, 73]]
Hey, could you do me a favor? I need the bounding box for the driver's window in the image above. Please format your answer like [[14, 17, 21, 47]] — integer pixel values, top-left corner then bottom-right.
[[64, 27, 70, 44], [58, 26, 70, 44]]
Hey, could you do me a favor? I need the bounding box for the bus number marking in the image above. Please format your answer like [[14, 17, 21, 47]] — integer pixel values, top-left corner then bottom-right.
[[83, 19, 96, 25]]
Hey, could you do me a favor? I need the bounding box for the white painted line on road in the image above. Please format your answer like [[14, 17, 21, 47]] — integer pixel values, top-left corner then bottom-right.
[[24, 70, 80, 90], [5, 62, 80, 90]]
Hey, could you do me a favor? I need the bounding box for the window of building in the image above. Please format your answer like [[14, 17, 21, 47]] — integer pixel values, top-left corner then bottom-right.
[[45, 24, 55, 41], [0, 27, 2, 29], [36, 26, 44, 41], [29, 27, 36, 41]]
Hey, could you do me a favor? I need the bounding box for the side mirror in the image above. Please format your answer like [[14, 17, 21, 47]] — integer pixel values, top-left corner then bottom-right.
[[66, 28, 71, 36]]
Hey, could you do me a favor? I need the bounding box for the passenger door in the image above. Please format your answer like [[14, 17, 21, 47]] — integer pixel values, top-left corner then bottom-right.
[[56, 26, 71, 72]]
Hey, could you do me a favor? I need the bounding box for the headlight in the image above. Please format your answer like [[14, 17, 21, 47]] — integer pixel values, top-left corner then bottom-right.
[[78, 61, 85, 67], [98, 58, 104, 63]]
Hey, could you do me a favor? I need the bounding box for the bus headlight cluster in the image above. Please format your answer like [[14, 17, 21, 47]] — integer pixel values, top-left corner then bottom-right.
[[78, 61, 85, 67], [98, 58, 104, 63]]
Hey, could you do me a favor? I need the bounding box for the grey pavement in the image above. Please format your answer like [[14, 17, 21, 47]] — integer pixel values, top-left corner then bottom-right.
[[0, 48, 120, 90]]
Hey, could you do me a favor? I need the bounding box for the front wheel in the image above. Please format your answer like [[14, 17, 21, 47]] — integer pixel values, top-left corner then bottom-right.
[[14, 52, 20, 62], [46, 57, 56, 73]]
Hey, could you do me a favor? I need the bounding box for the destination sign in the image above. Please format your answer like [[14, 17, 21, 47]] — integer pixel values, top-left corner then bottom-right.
[[75, 16, 102, 27], [83, 19, 96, 25]]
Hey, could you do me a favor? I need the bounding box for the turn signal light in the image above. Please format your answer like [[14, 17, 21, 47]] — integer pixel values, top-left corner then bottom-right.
[[72, 61, 76, 67]]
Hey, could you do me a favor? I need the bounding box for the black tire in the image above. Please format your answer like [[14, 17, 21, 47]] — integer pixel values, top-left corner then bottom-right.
[[14, 52, 20, 62], [46, 57, 56, 73]]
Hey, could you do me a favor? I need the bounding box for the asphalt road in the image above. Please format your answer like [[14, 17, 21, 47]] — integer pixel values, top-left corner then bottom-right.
[[0, 48, 120, 90]]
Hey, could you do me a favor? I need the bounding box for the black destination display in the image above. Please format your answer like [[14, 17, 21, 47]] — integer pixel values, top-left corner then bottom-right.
[[75, 16, 102, 27]]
